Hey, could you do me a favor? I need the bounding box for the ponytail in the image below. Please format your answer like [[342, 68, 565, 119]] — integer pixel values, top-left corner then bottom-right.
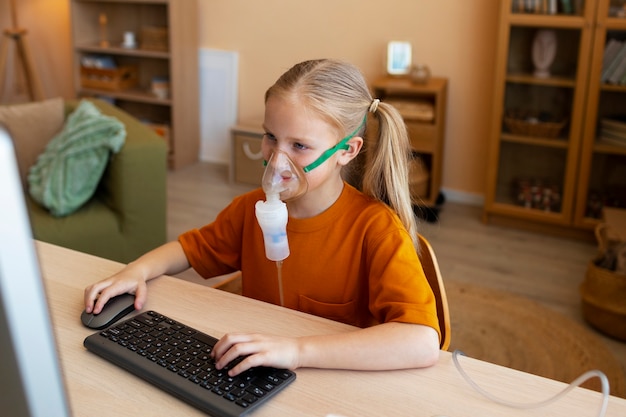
[[362, 101, 419, 249]]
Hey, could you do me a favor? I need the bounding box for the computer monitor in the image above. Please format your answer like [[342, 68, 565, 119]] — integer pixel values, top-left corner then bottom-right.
[[0, 125, 71, 416]]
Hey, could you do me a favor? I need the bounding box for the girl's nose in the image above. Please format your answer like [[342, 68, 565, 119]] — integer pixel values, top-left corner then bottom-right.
[[273, 147, 297, 164]]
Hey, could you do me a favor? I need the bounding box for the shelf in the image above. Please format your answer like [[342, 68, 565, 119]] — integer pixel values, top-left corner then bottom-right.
[[501, 132, 570, 148], [372, 77, 448, 95], [509, 13, 587, 28], [594, 140, 626, 154], [76, 43, 170, 59], [606, 17, 626, 30], [506, 73, 576, 87], [600, 83, 626, 92], [490, 201, 569, 224], [79, 87, 172, 105]]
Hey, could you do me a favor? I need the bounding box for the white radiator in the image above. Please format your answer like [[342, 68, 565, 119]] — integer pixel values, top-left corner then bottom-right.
[[199, 48, 239, 164]]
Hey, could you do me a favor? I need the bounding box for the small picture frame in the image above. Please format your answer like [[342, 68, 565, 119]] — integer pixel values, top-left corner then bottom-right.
[[387, 41, 412, 75]]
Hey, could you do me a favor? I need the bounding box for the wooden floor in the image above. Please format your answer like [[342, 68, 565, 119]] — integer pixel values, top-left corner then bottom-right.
[[167, 162, 626, 384]]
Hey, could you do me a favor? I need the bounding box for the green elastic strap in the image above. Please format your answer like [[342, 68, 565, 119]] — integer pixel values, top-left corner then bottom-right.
[[302, 115, 366, 173]]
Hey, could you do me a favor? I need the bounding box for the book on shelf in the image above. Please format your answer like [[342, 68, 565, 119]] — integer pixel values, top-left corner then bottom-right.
[[511, 0, 559, 14], [602, 41, 626, 84], [602, 39, 623, 71], [600, 117, 626, 133], [601, 127, 626, 140], [543, 0, 559, 14], [559, 0, 573, 14], [599, 135, 626, 147], [608, 53, 626, 85], [599, 117, 626, 147]]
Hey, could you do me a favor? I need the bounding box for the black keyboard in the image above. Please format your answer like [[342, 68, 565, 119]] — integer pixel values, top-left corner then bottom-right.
[[83, 311, 296, 416]]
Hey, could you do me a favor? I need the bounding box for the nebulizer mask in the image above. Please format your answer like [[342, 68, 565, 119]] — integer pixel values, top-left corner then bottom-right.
[[254, 119, 362, 306]]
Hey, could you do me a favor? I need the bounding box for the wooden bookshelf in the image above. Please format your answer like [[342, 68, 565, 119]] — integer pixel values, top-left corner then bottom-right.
[[70, 0, 199, 169]]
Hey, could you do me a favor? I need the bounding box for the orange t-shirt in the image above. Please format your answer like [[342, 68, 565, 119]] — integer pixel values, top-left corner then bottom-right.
[[178, 183, 440, 339]]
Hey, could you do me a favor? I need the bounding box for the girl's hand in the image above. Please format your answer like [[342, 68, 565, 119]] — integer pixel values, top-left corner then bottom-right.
[[212, 332, 301, 376], [83, 241, 190, 316], [84, 270, 148, 314]]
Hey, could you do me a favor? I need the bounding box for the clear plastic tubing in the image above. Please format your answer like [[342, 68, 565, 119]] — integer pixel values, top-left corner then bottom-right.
[[276, 260, 284, 307]]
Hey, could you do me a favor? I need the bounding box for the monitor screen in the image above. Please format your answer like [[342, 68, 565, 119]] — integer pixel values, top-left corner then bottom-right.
[[0, 125, 71, 416]]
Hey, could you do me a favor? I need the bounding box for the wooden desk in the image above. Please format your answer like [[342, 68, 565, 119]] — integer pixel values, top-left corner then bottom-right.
[[38, 242, 626, 417]]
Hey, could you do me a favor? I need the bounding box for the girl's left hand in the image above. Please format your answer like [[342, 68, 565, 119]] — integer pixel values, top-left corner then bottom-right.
[[211, 332, 301, 376]]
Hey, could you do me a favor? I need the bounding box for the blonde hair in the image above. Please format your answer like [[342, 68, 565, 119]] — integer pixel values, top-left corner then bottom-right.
[[265, 59, 418, 248]]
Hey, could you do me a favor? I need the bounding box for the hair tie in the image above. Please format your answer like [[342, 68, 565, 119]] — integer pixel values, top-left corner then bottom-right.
[[369, 98, 380, 114]]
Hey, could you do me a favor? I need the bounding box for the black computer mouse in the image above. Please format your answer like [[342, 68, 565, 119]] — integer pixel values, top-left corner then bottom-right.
[[80, 293, 136, 330]]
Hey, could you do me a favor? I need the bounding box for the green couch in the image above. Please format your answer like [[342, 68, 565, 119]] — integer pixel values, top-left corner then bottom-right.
[[23, 99, 168, 263]]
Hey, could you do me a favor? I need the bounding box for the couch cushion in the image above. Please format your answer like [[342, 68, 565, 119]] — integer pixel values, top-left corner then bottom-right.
[[28, 100, 126, 217], [0, 97, 65, 186]]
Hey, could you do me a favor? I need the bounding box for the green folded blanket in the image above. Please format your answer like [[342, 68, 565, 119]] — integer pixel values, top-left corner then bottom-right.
[[28, 100, 126, 217]]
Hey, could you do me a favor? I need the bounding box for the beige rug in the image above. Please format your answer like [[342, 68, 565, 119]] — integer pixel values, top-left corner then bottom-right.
[[446, 280, 626, 398]]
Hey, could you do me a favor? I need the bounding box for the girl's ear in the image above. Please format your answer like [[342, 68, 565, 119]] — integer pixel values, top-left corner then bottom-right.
[[338, 136, 363, 166]]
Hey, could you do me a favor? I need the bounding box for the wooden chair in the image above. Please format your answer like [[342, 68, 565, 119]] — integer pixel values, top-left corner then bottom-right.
[[418, 234, 451, 350]]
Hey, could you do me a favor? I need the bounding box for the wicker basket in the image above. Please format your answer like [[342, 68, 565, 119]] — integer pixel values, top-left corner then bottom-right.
[[580, 259, 626, 341], [580, 223, 626, 341], [80, 65, 138, 91], [504, 111, 567, 138]]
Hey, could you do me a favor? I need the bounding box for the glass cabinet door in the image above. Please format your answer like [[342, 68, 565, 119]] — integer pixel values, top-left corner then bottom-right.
[[487, 1, 592, 225], [575, 0, 626, 227]]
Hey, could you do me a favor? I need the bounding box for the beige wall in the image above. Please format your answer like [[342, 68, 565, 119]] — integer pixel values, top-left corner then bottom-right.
[[2, 0, 499, 201], [199, 0, 500, 201], [0, 0, 73, 103]]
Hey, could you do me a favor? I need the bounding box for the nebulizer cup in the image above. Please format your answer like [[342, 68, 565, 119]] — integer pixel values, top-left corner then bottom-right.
[[255, 150, 307, 306]]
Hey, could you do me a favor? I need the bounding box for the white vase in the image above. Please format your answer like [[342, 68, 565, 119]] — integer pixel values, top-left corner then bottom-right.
[[532, 29, 557, 78]]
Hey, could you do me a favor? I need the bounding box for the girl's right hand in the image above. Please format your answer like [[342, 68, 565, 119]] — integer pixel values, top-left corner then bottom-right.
[[83, 241, 190, 315], [84, 269, 148, 315]]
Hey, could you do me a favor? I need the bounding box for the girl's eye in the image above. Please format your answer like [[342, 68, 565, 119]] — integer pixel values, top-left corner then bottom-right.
[[263, 133, 308, 151]]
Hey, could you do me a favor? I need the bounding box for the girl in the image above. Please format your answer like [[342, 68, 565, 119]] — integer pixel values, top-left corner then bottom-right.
[[84, 59, 441, 376]]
